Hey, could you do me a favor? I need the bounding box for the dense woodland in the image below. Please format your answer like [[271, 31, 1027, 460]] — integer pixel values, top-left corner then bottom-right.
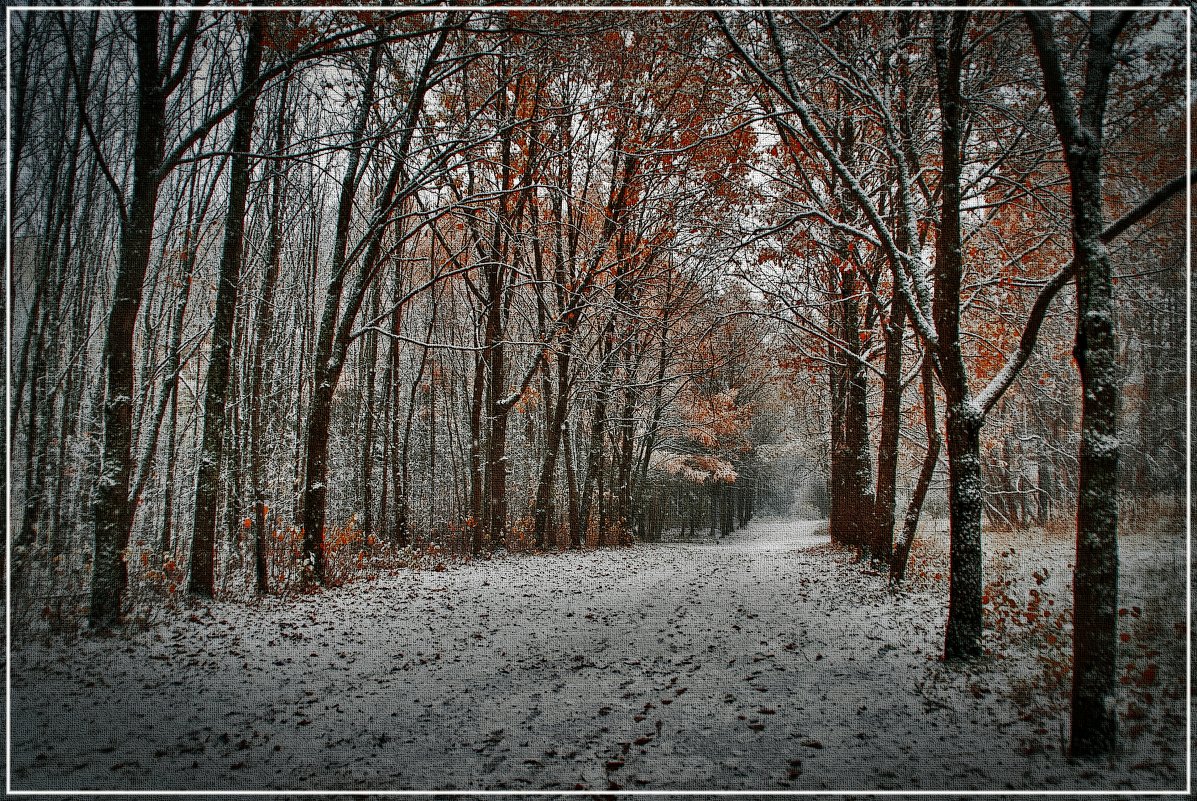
[[8, 6, 1187, 769]]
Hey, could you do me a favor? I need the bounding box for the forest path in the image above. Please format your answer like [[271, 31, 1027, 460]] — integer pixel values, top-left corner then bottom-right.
[[9, 515, 1163, 791]]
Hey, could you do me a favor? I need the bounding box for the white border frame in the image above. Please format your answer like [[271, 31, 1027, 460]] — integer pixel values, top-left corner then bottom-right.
[[7, 3, 1187, 795]]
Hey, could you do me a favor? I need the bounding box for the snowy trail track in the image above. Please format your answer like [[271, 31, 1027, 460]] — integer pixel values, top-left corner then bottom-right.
[[10, 515, 1177, 791]]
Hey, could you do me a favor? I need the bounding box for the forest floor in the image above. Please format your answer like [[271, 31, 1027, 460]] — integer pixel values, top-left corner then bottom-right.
[[9, 513, 1187, 792]]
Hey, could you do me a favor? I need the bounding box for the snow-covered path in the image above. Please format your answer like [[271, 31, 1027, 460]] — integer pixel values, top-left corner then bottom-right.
[[9, 515, 1180, 791]]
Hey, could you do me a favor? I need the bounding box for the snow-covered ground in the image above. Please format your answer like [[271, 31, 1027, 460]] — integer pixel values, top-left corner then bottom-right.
[[10, 514, 1186, 791]]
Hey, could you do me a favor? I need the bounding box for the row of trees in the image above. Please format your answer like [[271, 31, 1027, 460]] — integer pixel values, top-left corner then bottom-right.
[[10, 10, 780, 613], [9, 8, 1186, 760], [715, 9, 1185, 758]]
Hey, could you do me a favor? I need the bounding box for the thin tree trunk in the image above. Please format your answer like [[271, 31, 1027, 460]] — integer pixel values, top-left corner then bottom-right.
[[579, 355, 611, 546], [532, 338, 572, 548], [361, 288, 379, 540], [386, 283, 407, 545], [891, 354, 941, 583], [248, 73, 293, 594], [400, 295, 439, 542], [563, 421, 581, 548], [468, 343, 487, 552], [827, 340, 846, 546], [873, 271, 908, 561]]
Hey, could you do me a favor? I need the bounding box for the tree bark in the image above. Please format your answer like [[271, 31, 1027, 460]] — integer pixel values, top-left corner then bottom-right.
[[828, 292, 874, 553], [189, 17, 265, 598], [873, 261, 909, 562], [248, 71, 293, 595], [890, 354, 940, 583], [89, 11, 168, 628], [299, 42, 383, 582], [532, 337, 573, 548], [1025, 8, 1128, 758], [933, 11, 984, 661], [360, 288, 380, 540]]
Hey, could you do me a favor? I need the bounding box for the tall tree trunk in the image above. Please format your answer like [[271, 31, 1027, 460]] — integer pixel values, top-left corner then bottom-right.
[[933, 12, 984, 661], [18, 279, 51, 552], [386, 288, 408, 545], [529, 202, 575, 549], [299, 42, 382, 582], [1026, 9, 1126, 758], [842, 336, 875, 552], [613, 388, 638, 542], [189, 17, 265, 597], [630, 319, 672, 540], [482, 264, 511, 549], [249, 72, 293, 594], [89, 11, 167, 628], [300, 28, 448, 579], [360, 288, 380, 540], [55, 217, 102, 558], [161, 317, 183, 556], [292, 210, 317, 524], [154, 234, 199, 555], [400, 295, 438, 543]]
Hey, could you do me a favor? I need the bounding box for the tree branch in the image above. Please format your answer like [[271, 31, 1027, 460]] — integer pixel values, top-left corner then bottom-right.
[[974, 169, 1195, 416]]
